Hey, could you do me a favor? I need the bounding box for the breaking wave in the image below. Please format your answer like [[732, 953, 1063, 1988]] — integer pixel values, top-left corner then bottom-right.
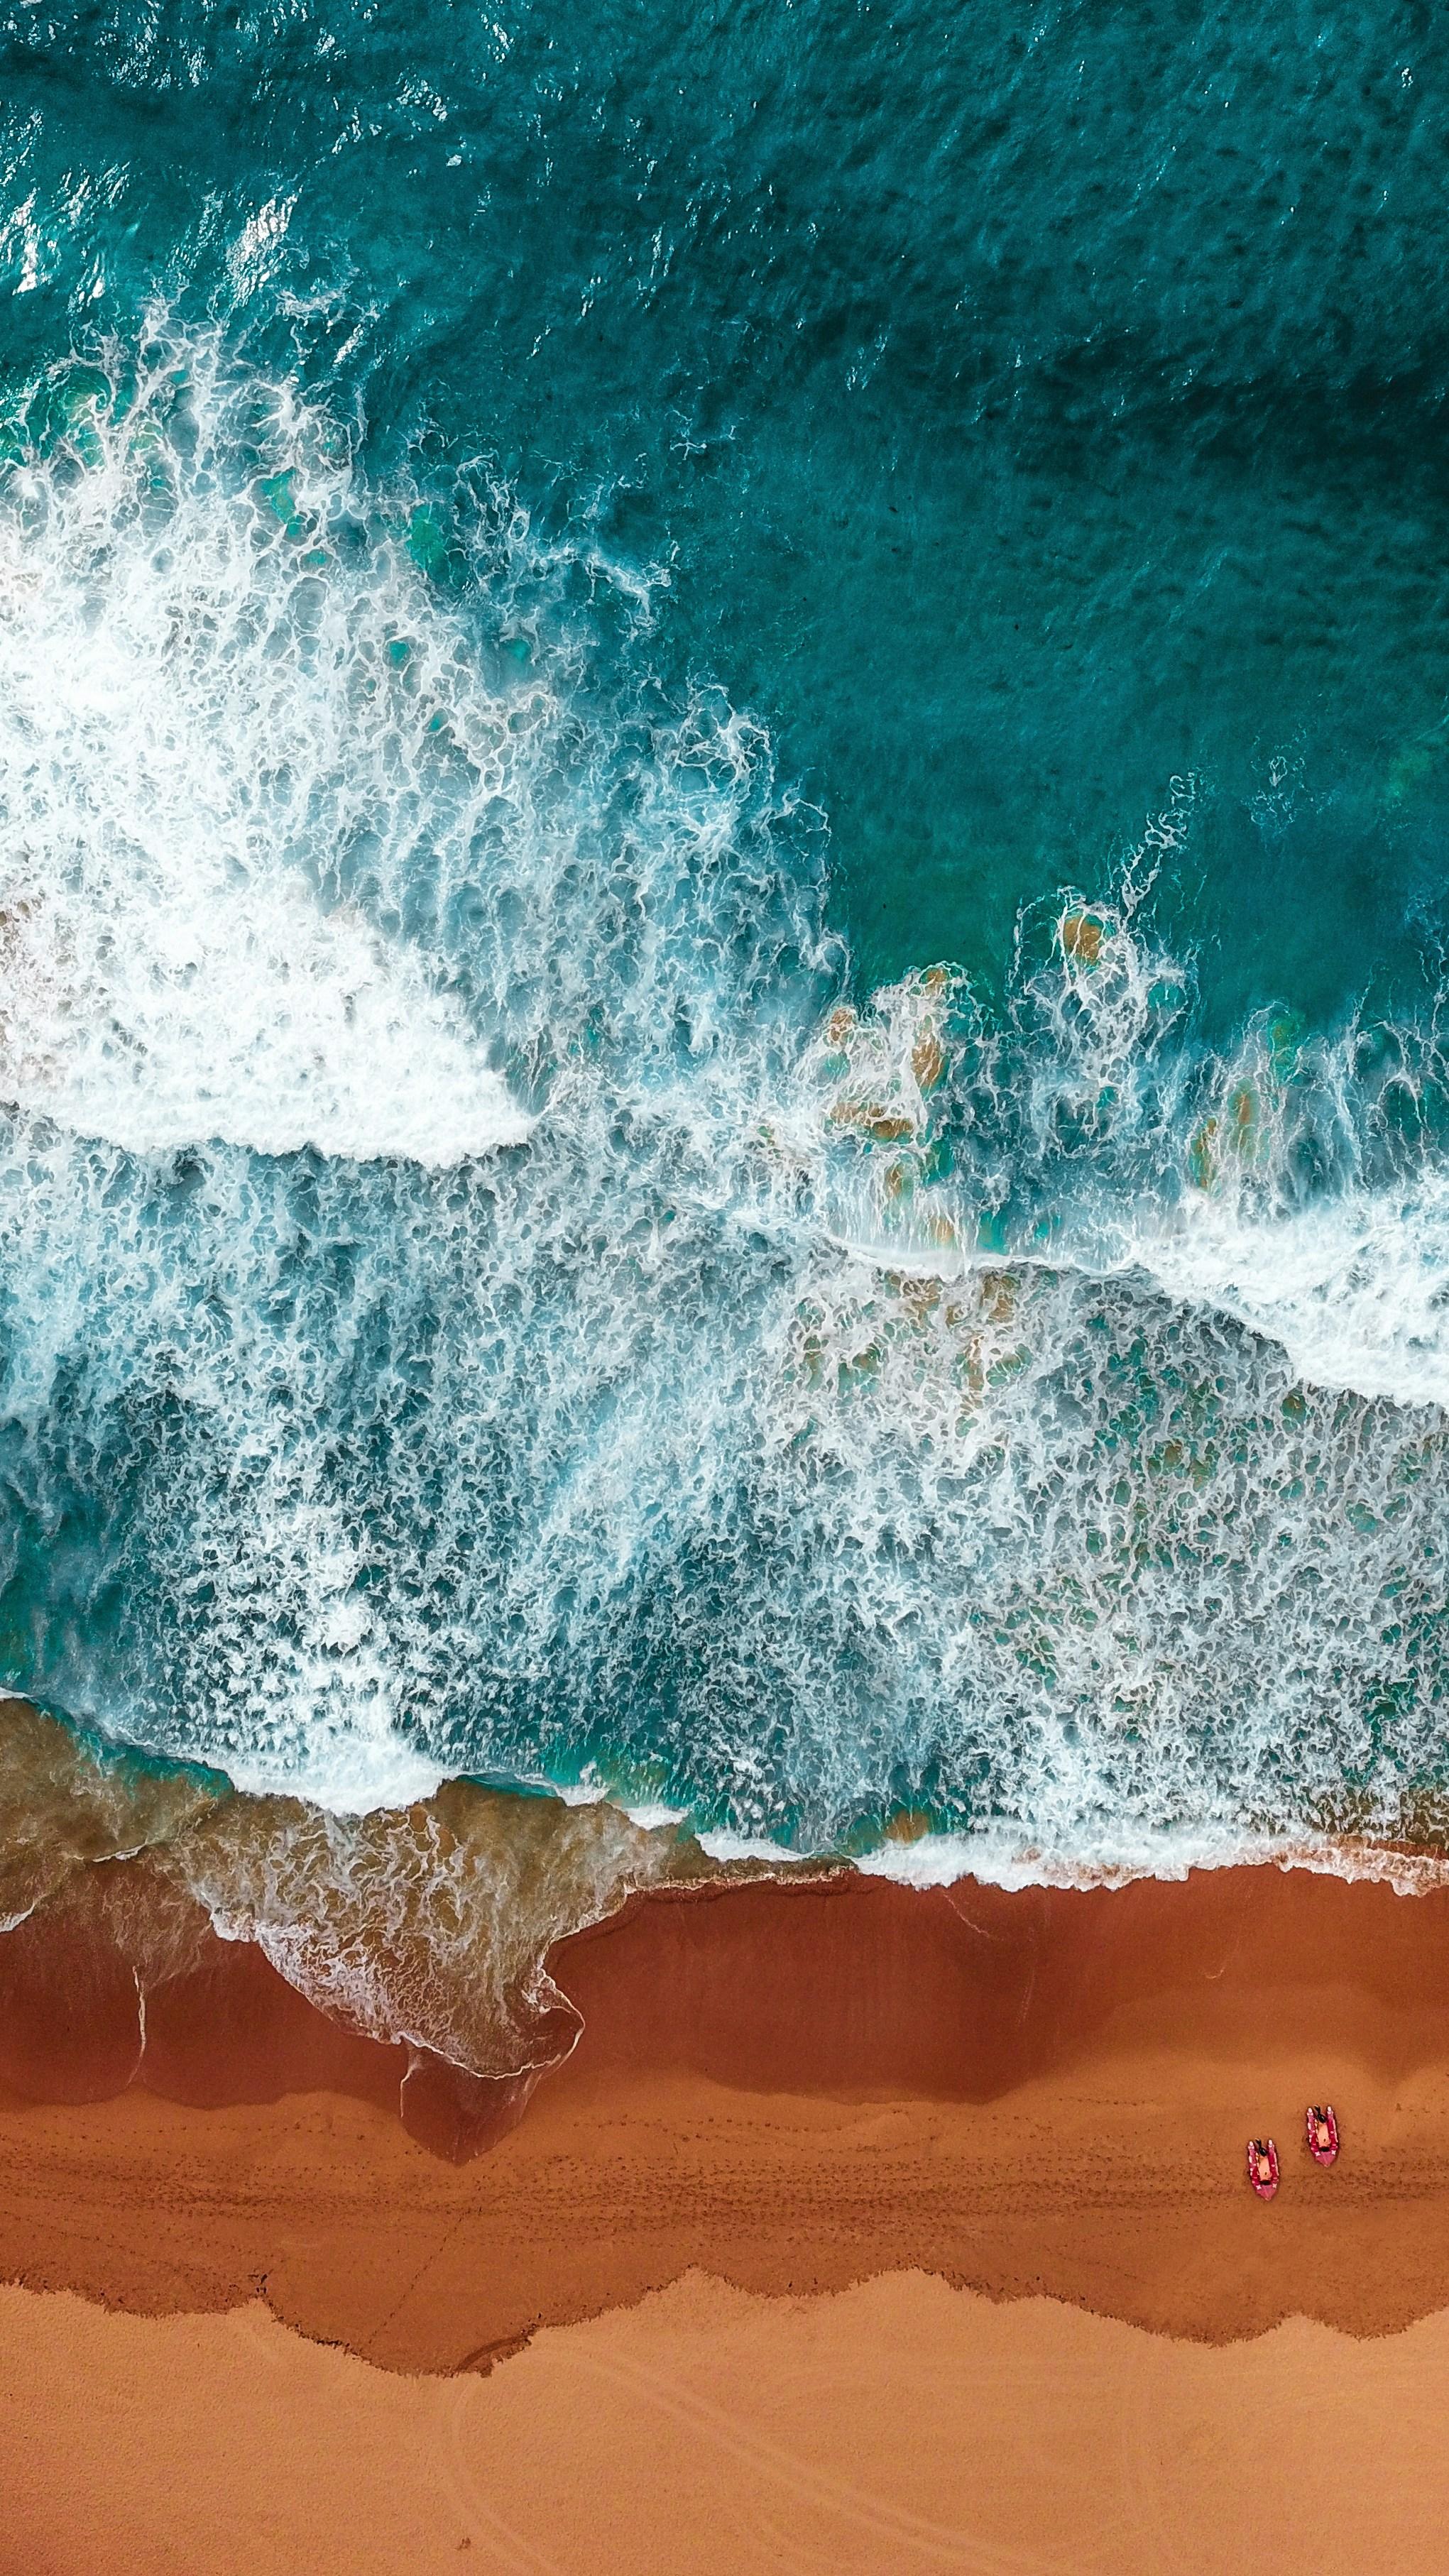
[[1, 327, 1449, 1897]]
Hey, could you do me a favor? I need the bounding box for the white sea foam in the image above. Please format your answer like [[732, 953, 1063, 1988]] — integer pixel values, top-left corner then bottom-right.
[[0, 341, 531, 1165], [3, 331, 1449, 1880], [695, 1826, 809, 1865], [1130, 1179, 1449, 1415], [853, 1828, 1449, 1897], [816, 893, 1449, 1418], [855, 1824, 1306, 1891]]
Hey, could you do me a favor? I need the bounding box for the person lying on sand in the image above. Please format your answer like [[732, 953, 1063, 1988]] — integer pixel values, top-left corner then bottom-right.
[[1306, 2105, 1340, 2165], [1247, 2139, 1279, 2198]]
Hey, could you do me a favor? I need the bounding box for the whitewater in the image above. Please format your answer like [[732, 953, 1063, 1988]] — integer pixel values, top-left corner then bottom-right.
[[1, 331, 1448, 1899]]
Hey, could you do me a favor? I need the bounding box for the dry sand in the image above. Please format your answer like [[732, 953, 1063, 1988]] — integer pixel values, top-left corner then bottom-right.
[[6, 1863, 1449, 2567], [9, 2271, 1449, 2574]]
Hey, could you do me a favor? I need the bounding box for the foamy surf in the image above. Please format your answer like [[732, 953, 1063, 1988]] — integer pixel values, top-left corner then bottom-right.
[[1126, 1180, 1449, 1416], [1, 331, 1449, 1883], [853, 1824, 1449, 1899], [0, 341, 532, 1166]]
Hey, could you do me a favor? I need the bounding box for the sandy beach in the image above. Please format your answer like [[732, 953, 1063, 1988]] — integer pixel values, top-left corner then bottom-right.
[[10, 2271, 1449, 2576], [6, 1862, 1449, 2565]]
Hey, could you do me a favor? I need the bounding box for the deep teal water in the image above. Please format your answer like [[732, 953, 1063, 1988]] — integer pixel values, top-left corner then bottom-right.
[[7, 1, 1449, 1014], [1, 1, 1449, 1870]]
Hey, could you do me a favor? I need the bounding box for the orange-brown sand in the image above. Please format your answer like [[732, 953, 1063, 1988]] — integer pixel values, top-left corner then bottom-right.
[[7, 1863, 1449, 2567], [9, 2271, 1449, 2574]]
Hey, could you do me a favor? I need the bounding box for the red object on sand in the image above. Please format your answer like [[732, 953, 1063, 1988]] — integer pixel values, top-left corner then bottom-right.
[[1247, 2137, 1279, 2199], [1306, 2104, 1340, 2166]]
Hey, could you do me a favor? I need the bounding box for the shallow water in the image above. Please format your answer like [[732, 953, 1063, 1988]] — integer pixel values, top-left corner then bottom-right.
[[1, 3, 1448, 1984]]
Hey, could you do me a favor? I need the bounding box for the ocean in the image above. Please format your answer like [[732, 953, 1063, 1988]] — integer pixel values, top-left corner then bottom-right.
[[2, 0, 1449, 2073]]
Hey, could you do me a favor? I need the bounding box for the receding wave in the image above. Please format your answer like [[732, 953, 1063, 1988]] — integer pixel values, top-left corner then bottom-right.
[[1, 329, 1449, 1885], [0, 1697, 729, 2102]]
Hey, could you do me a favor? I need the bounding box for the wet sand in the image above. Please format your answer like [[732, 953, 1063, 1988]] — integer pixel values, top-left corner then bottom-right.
[[6, 1862, 1449, 2352], [6, 1863, 1449, 2565]]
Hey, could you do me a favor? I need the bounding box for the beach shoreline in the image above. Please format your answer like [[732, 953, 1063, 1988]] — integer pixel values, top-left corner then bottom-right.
[[4, 1860, 1449, 2358], [9, 1860, 1449, 2567]]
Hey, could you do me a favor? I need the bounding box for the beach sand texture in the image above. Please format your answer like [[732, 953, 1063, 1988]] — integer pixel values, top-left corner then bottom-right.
[[8, 2272, 1449, 2576], [6, 1863, 1449, 2568]]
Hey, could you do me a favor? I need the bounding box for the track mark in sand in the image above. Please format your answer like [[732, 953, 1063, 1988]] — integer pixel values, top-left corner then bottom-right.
[[525, 2327, 1093, 2572], [445, 2377, 575, 2576], [360, 2206, 476, 2357]]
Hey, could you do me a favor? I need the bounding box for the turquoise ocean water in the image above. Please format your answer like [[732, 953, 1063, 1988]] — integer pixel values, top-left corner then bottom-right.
[[4, 2, 1449, 2034]]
